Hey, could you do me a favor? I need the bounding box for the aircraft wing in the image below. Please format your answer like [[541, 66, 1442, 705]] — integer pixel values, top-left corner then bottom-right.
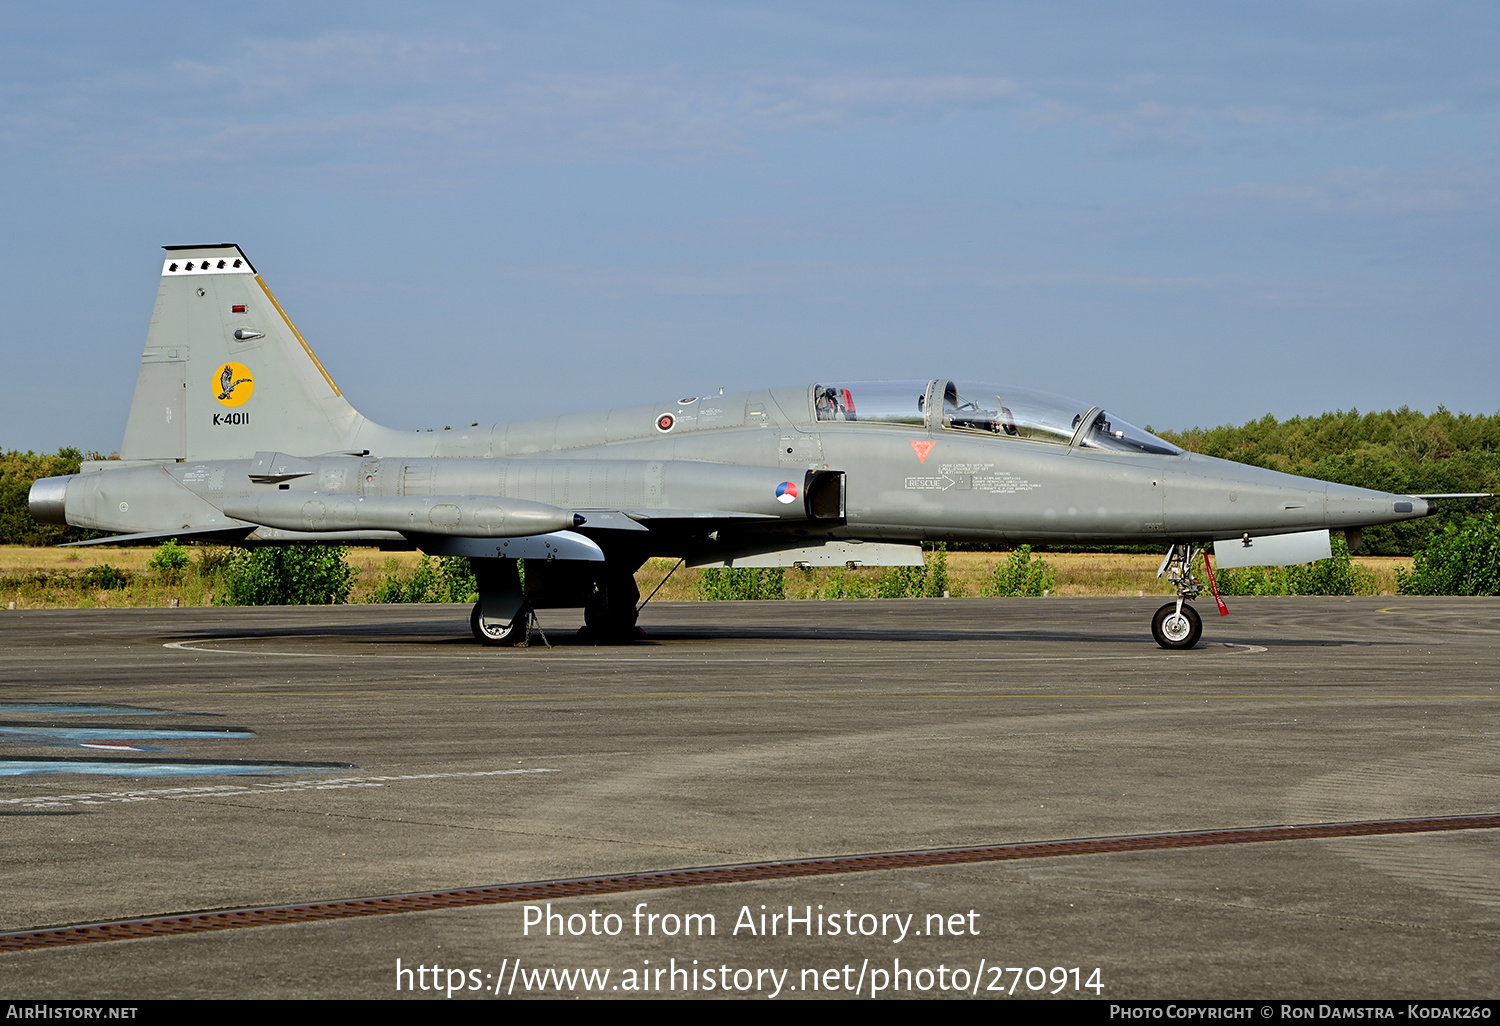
[[623, 509, 780, 521]]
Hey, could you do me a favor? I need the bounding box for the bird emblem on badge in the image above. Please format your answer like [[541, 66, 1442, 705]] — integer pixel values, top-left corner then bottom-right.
[[217, 364, 253, 401]]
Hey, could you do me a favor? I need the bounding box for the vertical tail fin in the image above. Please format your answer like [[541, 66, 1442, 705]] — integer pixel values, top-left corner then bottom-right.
[[121, 244, 370, 460]]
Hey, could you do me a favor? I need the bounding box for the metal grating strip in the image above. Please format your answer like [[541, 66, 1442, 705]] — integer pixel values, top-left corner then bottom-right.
[[3, 813, 1496, 952]]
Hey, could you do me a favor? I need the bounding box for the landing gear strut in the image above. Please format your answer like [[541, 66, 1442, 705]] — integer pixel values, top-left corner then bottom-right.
[[1153, 542, 1204, 650]]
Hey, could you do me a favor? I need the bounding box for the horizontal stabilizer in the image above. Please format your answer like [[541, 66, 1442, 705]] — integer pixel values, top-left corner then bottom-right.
[[61, 525, 255, 548]]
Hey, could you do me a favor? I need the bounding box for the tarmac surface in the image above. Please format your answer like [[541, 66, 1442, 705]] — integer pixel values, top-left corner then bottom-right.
[[0, 596, 1496, 1000]]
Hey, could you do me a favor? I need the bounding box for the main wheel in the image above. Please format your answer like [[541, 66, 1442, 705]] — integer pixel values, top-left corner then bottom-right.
[[581, 573, 642, 642], [1151, 602, 1202, 650], [470, 602, 530, 647]]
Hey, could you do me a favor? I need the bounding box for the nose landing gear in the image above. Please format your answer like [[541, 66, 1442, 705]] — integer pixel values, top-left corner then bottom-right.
[[1153, 542, 1206, 649]]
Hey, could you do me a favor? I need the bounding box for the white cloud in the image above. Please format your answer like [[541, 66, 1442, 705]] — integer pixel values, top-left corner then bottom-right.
[[12, 49, 1031, 173], [1213, 162, 1500, 214], [5, 20, 1492, 183], [495, 258, 1223, 300], [232, 32, 503, 97], [747, 74, 1019, 129]]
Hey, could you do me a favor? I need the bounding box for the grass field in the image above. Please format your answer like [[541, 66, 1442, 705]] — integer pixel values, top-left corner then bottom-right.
[[0, 545, 1412, 609]]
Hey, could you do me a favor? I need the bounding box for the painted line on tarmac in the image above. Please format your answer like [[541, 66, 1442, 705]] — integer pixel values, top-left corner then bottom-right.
[[164, 637, 1266, 660], [1373, 606, 1500, 633], [0, 768, 557, 810], [0, 758, 348, 779], [2, 812, 1495, 952], [0, 725, 254, 742], [0, 704, 170, 716]]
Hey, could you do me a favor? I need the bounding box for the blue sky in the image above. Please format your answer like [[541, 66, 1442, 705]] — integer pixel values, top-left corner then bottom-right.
[[3, 2, 1497, 451]]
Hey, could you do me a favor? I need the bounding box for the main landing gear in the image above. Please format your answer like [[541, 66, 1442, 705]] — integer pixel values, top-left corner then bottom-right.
[[578, 570, 642, 642], [465, 558, 646, 646], [1152, 542, 1205, 650], [470, 602, 532, 647], [469, 557, 532, 647]]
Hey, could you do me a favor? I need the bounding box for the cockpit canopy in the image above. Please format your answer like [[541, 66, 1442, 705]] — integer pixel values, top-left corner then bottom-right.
[[811, 379, 1182, 455]]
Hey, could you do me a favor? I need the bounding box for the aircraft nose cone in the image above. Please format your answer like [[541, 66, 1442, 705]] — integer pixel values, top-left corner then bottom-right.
[[1324, 482, 1434, 527]]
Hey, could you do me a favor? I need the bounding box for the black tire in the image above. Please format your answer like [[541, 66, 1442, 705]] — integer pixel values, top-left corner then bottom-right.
[[582, 573, 641, 641], [1151, 602, 1202, 650], [470, 602, 529, 647]]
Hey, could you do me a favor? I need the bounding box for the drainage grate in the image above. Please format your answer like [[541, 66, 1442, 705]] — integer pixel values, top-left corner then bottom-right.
[[3, 813, 1495, 953]]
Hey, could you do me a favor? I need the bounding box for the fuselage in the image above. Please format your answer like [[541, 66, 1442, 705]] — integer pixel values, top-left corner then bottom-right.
[[35, 379, 1433, 553]]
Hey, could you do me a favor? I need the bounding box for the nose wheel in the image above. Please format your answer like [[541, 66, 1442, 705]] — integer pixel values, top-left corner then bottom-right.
[[1152, 601, 1202, 649]]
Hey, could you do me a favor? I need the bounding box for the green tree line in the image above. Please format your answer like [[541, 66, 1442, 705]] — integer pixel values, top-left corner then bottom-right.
[[0, 448, 103, 545]]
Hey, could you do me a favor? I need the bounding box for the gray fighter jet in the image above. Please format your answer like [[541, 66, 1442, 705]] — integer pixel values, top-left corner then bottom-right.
[[29, 244, 1445, 648]]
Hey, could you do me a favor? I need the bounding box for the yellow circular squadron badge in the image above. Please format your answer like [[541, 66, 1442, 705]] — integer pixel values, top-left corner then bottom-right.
[[213, 362, 255, 407]]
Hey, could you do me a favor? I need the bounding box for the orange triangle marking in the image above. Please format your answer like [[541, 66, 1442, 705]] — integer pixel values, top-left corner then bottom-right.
[[911, 440, 935, 464]]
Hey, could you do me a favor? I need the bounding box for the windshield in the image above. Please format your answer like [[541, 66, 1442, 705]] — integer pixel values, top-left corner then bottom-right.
[[1074, 407, 1182, 455], [812, 379, 1181, 455]]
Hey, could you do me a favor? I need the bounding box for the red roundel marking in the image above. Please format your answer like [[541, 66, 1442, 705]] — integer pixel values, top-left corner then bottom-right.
[[656, 414, 676, 432]]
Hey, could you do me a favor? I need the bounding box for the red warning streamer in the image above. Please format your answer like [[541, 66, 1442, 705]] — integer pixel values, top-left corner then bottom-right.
[[1202, 548, 1229, 616]]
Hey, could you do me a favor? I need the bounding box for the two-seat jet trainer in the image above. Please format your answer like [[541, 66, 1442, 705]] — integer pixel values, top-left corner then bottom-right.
[[29, 244, 1442, 649]]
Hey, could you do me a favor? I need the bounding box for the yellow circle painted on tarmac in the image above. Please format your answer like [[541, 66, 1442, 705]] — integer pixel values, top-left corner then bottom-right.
[[212, 362, 255, 407]]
